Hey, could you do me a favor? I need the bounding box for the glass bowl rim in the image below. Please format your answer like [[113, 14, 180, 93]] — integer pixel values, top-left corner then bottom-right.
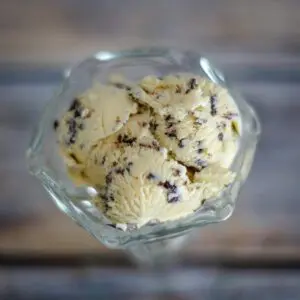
[[26, 47, 261, 246]]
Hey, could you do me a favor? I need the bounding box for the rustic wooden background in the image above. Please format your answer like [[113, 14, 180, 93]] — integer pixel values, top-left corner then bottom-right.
[[1, 0, 300, 299]]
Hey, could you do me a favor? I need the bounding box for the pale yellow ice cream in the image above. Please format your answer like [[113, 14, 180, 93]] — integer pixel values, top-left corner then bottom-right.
[[132, 74, 241, 169], [56, 84, 137, 164], [55, 74, 241, 229]]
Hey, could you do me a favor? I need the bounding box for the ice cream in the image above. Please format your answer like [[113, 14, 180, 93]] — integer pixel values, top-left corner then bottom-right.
[[56, 84, 137, 164], [55, 74, 241, 229], [131, 74, 241, 169]]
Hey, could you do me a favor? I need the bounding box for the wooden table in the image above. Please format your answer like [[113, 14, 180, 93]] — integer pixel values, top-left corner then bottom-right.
[[2, 62, 300, 264], [1, 0, 300, 298]]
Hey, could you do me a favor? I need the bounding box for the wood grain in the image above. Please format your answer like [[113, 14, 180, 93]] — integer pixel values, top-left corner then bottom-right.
[[0, 79, 300, 262], [0, 0, 300, 264], [1, 268, 300, 299], [0, 0, 300, 65]]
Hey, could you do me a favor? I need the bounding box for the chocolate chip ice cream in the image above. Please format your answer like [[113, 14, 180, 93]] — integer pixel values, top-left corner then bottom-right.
[[56, 74, 241, 228]]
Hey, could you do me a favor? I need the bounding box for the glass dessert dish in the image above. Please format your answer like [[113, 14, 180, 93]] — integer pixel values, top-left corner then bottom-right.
[[26, 47, 261, 266]]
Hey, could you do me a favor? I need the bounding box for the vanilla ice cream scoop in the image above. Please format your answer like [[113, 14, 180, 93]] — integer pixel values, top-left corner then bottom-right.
[[55, 74, 241, 229], [130, 74, 208, 120], [56, 84, 137, 164]]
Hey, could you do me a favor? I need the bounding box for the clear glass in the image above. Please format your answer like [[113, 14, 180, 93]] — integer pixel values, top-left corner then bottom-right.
[[26, 47, 261, 266]]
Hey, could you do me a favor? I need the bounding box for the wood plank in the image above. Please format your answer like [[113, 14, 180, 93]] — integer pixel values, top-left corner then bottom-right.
[[0, 79, 300, 261], [1, 268, 300, 299], [0, 0, 300, 64]]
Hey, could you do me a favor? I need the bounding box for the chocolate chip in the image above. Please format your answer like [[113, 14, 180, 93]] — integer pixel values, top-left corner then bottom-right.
[[166, 122, 175, 129], [185, 78, 198, 94], [67, 126, 78, 145], [125, 163, 132, 173], [149, 120, 158, 132], [165, 114, 172, 122], [128, 92, 139, 102], [78, 123, 84, 130], [195, 159, 207, 168], [165, 128, 177, 138], [218, 132, 224, 141], [105, 172, 113, 185], [167, 183, 177, 193], [80, 170, 87, 178], [147, 173, 156, 180], [109, 194, 115, 201], [112, 161, 117, 167], [101, 194, 109, 201], [73, 109, 81, 118], [173, 169, 181, 176], [101, 156, 106, 165], [69, 135, 76, 144], [113, 82, 131, 91], [118, 134, 137, 145], [168, 195, 180, 203], [159, 181, 177, 193], [141, 86, 152, 95], [139, 143, 152, 149], [67, 118, 77, 134], [175, 85, 182, 93], [223, 112, 238, 120], [217, 121, 226, 130], [159, 181, 179, 203], [69, 153, 79, 163], [53, 120, 59, 131], [69, 99, 80, 111], [189, 78, 197, 89], [103, 203, 110, 212], [115, 168, 125, 175], [142, 122, 147, 127], [138, 141, 159, 151], [126, 136, 137, 144], [178, 138, 187, 148], [210, 95, 217, 116], [66, 118, 78, 144], [197, 148, 204, 154], [152, 141, 160, 151]]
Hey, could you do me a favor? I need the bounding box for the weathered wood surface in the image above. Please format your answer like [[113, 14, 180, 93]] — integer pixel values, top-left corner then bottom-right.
[[0, 0, 300, 65], [1, 268, 300, 300], [0, 0, 300, 264], [1, 77, 300, 263]]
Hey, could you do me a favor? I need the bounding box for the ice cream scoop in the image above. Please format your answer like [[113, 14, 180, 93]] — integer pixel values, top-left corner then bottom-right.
[[56, 74, 241, 228], [56, 84, 137, 164]]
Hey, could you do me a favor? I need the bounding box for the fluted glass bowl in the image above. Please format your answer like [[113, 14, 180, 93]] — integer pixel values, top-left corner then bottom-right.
[[26, 47, 260, 263]]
